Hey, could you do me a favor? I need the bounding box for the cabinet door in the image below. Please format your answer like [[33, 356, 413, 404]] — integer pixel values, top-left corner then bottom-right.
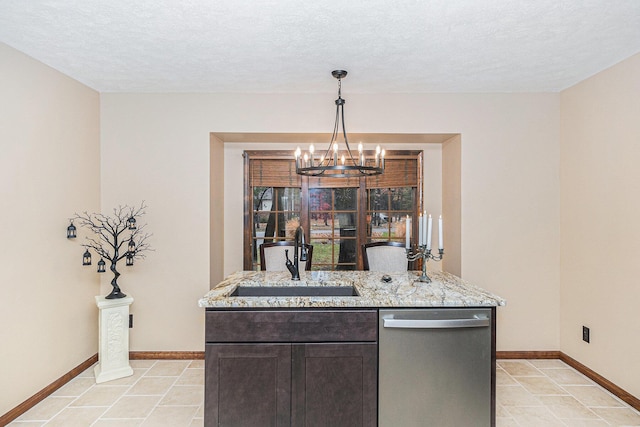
[[291, 343, 377, 427], [205, 344, 291, 427]]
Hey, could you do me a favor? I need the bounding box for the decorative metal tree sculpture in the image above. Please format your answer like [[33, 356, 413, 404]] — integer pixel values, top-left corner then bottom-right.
[[69, 202, 152, 299]]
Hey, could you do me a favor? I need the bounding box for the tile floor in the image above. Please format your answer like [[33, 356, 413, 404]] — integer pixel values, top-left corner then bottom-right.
[[8, 359, 640, 426]]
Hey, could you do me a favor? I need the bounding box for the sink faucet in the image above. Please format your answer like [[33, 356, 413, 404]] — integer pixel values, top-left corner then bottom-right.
[[285, 226, 308, 280]]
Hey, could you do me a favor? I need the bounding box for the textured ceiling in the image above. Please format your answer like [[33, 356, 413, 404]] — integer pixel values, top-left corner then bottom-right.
[[1, 0, 639, 93]]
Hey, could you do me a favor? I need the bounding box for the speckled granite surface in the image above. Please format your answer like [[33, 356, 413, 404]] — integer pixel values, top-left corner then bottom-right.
[[199, 270, 506, 308]]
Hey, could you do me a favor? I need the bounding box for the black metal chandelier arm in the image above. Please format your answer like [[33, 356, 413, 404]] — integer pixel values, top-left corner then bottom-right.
[[295, 69, 384, 178], [339, 102, 359, 163]]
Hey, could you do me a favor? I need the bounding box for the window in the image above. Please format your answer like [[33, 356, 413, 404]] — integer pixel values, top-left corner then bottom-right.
[[244, 150, 422, 270], [367, 188, 415, 243]]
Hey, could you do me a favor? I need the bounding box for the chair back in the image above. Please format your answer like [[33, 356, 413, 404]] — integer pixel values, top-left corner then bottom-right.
[[362, 242, 410, 272], [259, 241, 314, 271]]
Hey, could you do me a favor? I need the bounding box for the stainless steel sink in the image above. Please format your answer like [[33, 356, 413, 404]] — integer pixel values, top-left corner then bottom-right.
[[230, 285, 358, 297]]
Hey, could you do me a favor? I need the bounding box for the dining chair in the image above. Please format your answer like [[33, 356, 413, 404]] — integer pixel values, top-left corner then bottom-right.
[[362, 241, 412, 272], [259, 241, 314, 271]]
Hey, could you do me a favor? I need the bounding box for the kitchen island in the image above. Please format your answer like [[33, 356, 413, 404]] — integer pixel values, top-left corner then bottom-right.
[[200, 270, 505, 427]]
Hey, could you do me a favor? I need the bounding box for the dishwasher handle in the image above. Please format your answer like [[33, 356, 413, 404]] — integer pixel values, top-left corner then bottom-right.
[[382, 314, 490, 329]]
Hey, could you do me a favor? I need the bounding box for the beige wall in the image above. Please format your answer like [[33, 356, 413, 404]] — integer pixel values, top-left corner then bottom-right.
[[100, 91, 560, 353], [0, 43, 100, 414], [442, 135, 462, 276], [560, 53, 640, 397]]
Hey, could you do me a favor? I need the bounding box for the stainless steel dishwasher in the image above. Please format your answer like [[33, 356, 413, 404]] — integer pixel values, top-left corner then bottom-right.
[[378, 308, 494, 427]]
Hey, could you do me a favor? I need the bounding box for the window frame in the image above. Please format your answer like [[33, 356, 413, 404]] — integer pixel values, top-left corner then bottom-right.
[[243, 149, 423, 270]]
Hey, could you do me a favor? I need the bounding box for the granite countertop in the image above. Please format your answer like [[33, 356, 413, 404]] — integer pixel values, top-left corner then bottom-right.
[[199, 270, 506, 308]]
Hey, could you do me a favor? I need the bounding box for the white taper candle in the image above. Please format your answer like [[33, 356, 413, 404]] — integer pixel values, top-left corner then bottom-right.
[[405, 216, 411, 249], [426, 214, 433, 250]]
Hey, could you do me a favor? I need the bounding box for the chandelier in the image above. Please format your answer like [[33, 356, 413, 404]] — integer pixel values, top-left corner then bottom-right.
[[295, 70, 385, 177]]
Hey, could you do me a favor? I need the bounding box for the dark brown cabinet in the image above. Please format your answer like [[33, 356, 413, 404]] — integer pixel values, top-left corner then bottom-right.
[[291, 343, 377, 427], [205, 344, 292, 426], [205, 309, 378, 427]]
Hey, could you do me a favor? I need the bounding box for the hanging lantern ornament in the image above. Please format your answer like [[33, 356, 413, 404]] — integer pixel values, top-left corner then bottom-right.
[[126, 253, 134, 266], [295, 70, 385, 178], [127, 216, 137, 230], [67, 221, 77, 238], [97, 258, 106, 273], [128, 238, 136, 253], [82, 249, 92, 266]]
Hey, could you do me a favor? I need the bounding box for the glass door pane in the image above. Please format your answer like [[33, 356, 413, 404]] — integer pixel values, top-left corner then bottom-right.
[[309, 188, 357, 270], [252, 186, 301, 270]]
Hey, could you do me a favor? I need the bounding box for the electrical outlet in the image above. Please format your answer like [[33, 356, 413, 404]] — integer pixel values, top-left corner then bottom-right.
[[129, 314, 133, 329], [582, 326, 590, 343]]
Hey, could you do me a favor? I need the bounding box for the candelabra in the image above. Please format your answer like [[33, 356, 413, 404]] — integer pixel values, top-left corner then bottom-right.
[[406, 246, 444, 283]]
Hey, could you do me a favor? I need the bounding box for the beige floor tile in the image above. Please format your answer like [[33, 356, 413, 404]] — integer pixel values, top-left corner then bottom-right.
[[188, 418, 204, 427], [507, 405, 566, 427], [516, 376, 569, 395], [141, 405, 198, 427], [130, 360, 157, 369], [145, 361, 190, 377], [127, 377, 176, 396], [497, 369, 518, 385], [51, 377, 96, 397], [496, 385, 543, 406], [103, 368, 147, 386], [559, 419, 610, 426], [175, 369, 204, 386], [529, 359, 569, 369], [77, 364, 97, 377], [539, 395, 601, 419], [591, 407, 640, 425], [70, 385, 129, 407], [188, 360, 204, 369], [15, 397, 74, 421], [159, 385, 204, 406], [93, 419, 145, 427], [101, 395, 162, 418], [496, 417, 519, 427], [543, 368, 594, 385], [496, 405, 511, 417], [7, 421, 46, 426], [44, 406, 106, 427], [564, 385, 626, 408], [499, 360, 544, 376], [194, 404, 204, 418]]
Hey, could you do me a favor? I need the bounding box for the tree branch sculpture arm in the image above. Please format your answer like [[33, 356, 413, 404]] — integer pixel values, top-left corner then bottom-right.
[[70, 201, 153, 299]]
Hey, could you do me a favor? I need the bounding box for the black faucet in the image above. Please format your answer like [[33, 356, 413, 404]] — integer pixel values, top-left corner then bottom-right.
[[285, 226, 308, 280]]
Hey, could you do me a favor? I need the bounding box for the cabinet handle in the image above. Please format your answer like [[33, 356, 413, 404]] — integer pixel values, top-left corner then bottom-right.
[[382, 315, 489, 329]]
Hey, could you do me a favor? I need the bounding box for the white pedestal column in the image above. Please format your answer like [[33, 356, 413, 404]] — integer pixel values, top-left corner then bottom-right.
[[94, 295, 134, 383]]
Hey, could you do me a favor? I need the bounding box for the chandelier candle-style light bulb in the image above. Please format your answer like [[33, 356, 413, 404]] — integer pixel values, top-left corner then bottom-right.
[[295, 70, 385, 178], [295, 147, 301, 169]]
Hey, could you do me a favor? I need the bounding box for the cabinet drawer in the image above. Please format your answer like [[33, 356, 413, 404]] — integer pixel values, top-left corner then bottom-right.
[[206, 310, 378, 343]]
